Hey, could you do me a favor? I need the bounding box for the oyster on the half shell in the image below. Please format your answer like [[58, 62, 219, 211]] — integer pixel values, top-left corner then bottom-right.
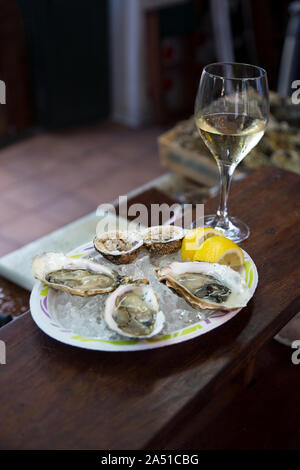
[[32, 252, 122, 297], [142, 225, 185, 255], [94, 231, 143, 265], [156, 261, 250, 311], [104, 280, 165, 338]]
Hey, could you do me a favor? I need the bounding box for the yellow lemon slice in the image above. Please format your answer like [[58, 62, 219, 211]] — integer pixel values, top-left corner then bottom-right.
[[193, 235, 244, 268], [181, 227, 224, 261]]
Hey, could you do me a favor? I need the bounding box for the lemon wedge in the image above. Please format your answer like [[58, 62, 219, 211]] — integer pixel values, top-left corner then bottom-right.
[[181, 227, 223, 261], [193, 235, 244, 268]]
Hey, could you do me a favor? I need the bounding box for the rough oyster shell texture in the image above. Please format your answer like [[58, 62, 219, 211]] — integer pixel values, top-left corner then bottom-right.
[[103, 279, 165, 338], [94, 231, 143, 265], [32, 252, 122, 297], [156, 261, 251, 311], [143, 225, 185, 255]]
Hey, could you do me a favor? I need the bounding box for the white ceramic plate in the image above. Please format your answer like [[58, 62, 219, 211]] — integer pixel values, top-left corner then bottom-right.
[[30, 242, 258, 352]]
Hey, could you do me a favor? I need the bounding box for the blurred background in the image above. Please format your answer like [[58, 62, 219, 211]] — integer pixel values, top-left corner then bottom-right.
[[0, 0, 296, 136], [0, 0, 299, 257], [0, 1, 299, 448]]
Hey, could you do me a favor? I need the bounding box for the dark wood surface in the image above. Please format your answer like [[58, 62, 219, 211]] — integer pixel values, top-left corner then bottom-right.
[[189, 338, 300, 450], [0, 166, 300, 449]]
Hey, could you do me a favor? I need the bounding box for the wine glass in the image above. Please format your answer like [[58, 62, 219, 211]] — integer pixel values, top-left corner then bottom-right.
[[193, 62, 269, 243]]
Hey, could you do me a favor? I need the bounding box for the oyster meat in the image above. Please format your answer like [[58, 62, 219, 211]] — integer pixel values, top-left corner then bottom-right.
[[32, 252, 121, 297], [156, 261, 251, 310], [94, 231, 143, 264], [143, 225, 185, 255], [104, 280, 165, 338]]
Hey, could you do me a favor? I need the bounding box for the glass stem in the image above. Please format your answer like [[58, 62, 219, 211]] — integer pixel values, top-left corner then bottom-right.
[[215, 161, 236, 229]]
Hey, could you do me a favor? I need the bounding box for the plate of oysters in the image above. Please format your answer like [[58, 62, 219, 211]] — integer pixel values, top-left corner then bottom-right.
[[30, 226, 258, 351]]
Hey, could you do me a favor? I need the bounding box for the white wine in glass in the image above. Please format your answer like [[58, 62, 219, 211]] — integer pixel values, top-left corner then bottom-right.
[[196, 114, 266, 166], [193, 63, 269, 243]]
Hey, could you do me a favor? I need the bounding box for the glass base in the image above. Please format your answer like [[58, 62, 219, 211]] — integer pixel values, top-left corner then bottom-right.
[[191, 214, 250, 244]]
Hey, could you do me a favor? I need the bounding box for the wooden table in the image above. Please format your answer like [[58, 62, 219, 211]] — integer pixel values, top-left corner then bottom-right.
[[0, 167, 300, 450]]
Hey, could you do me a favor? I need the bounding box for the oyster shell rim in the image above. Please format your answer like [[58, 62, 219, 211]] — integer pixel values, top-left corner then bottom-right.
[[142, 225, 186, 255], [103, 279, 165, 338], [156, 261, 250, 311], [94, 230, 144, 265], [32, 252, 121, 297]]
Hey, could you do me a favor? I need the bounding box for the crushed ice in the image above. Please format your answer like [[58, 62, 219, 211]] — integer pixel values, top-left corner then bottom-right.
[[51, 248, 214, 339]]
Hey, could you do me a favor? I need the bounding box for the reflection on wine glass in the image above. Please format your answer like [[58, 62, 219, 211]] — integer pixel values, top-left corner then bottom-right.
[[193, 62, 269, 243]]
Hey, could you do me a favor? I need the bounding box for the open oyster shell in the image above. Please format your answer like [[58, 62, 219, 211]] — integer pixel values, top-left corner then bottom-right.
[[32, 252, 122, 297], [103, 279, 165, 338], [156, 261, 251, 311], [94, 231, 143, 265], [143, 225, 185, 255]]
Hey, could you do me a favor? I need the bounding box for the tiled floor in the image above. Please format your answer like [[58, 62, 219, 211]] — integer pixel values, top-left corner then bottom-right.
[[0, 121, 166, 256]]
